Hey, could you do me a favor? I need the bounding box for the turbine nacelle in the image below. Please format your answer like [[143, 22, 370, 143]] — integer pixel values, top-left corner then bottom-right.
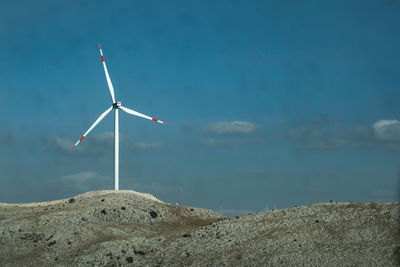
[[113, 102, 122, 109]]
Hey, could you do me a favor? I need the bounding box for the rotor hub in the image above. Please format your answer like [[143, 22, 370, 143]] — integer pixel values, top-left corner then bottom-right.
[[113, 102, 122, 109]]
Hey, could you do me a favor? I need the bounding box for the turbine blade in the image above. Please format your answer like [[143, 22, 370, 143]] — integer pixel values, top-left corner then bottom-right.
[[72, 106, 113, 149], [120, 106, 167, 125], [99, 44, 116, 103]]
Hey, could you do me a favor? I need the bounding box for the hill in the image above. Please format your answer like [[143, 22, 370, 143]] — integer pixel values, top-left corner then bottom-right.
[[0, 190, 399, 266]]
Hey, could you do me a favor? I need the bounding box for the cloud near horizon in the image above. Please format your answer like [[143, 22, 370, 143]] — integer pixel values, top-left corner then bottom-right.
[[372, 120, 400, 142], [285, 118, 400, 151], [58, 171, 110, 192], [52, 132, 163, 155], [60, 171, 106, 183], [203, 121, 260, 135], [284, 118, 376, 150]]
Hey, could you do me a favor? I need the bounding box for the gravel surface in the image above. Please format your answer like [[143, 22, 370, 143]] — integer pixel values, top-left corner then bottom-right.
[[0, 190, 399, 266]]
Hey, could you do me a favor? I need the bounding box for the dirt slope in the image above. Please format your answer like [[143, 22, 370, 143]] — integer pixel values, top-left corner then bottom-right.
[[0, 190, 399, 266]]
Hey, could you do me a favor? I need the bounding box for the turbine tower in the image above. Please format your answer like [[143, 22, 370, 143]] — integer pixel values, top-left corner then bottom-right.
[[72, 44, 167, 190]]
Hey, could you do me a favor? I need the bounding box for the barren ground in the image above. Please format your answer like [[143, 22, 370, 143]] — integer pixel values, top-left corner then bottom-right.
[[0, 190, 399, 266]]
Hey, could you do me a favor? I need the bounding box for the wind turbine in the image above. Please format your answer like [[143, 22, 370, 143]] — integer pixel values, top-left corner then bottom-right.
[[72, 44, 167, 190]]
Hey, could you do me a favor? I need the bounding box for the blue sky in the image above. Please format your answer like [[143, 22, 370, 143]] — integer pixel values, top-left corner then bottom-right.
[[1, 0, 399, 215]]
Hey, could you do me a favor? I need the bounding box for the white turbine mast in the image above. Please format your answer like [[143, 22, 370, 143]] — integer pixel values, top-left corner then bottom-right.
[[72, 44, 167, 190]]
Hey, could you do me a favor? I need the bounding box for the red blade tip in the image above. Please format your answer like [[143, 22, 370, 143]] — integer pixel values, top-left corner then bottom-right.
[[72, 145, 76, 150]]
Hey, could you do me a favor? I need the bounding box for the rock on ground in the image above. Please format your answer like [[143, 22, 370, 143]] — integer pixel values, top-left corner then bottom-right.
[[0, 190, 399, 266]]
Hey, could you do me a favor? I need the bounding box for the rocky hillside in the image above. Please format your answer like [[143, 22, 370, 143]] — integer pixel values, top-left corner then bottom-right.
[[0, 190, 399, 266]]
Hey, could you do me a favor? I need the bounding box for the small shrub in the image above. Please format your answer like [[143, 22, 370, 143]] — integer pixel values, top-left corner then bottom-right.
[[134, 250, 145, 256], [20, 233, 44, 243], [149, 210, 158, 218]]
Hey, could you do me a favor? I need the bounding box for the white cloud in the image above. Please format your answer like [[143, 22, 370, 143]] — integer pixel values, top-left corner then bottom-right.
[[373, 120, 400, 141], [204, 121, 260, 135]]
